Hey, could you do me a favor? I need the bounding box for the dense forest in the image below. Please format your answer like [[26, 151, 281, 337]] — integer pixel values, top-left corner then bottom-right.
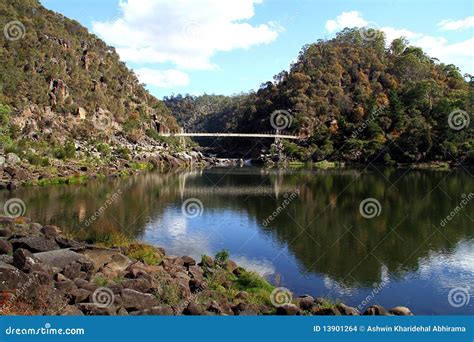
[[165, 29, 473, 164]]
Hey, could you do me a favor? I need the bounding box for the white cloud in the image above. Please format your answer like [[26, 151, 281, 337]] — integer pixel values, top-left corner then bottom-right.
[[438, 16, 474, 31], [134, 68, 190, 88], [325, 11, 474, 74], [93, 0, 279, 70], [325, 11, 367, 32]]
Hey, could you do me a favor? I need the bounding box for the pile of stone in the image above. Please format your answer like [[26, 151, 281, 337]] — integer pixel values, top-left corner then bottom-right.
[[0, 216, 412, 316]]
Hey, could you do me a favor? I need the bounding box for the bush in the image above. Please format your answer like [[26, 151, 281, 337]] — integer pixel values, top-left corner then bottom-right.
[[215, 249, 230, 267], [53, 140, 76, 160]]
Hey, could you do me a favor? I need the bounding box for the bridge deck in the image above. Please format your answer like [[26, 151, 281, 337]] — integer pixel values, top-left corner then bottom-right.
[[158, 133, 300, 139]]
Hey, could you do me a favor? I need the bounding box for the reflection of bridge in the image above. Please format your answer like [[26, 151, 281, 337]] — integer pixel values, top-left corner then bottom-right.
[[179, 186, 300, 197], [177, 171, 298, 199]]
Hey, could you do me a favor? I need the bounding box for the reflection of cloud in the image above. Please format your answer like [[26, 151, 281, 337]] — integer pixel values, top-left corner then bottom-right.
[[418, 240, 474, 292], [323, 264, 390, 295], [323, 276, 357, 296], [232, 256, 276, 277], [161, 215, 188, 238], [143, 212, 211, 258]]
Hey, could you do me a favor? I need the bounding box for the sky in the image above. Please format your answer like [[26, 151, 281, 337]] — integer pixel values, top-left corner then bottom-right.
[[40, 0, 474, 99]]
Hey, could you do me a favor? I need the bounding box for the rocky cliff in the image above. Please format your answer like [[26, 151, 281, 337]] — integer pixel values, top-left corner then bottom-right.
[[0, 0, 194, 187]]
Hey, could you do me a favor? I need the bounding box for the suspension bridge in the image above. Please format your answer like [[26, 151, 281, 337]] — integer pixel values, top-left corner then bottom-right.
[[156, 131, 300, 140]]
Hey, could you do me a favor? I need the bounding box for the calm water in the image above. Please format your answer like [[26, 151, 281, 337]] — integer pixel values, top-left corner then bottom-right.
[[1, 167, 473, 315]]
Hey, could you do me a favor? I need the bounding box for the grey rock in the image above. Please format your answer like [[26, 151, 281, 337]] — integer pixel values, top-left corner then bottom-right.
[[34, 249, 92, 269], [0, 239, 12, 255], [11, 236, 59, 253], [121, 288, 157, 311], [130, 306, 174, 316]]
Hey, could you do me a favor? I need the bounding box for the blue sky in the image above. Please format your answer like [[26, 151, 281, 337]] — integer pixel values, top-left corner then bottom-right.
[[41, 0, 473, 99]]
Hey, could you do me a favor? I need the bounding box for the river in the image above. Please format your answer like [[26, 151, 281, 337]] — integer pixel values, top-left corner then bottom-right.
[[1, 166, 473, 314]]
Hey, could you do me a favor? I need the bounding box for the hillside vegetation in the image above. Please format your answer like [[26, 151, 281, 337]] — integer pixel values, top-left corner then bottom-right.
[[165, 29, 473, 164], [0, 0, 187, 185]]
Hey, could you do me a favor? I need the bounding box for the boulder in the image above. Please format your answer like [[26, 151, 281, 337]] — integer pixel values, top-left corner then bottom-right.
[[183, 302, 204, 315], [61, 305, 84, 316], [6, 153, 20, 166], [312, 307, 341, 315], [77, 303, 117, 316], [0, 239, 12, 255], [55, 280, 77, 293], [0, 261, 30, 290], [73, 279, 98, 292], [34, 249, 92, 270], [182, 256, 196, 267], [336, 303, 360, 315], [296, 295, 314, 310], [77, 247, 132, 278], [225, 260, 238, 273], [69, 289, 92, 304], [130, 306, 174, 316], [121, 278, 152, 293], [389, 306, 413, 316], [121, 289, 157, 311], [276, 304, 301, 316], [40, 225, 61, 238], [0, 255, 13, 264], [12, 249, 47, 273], [363, 305, 389, 315], [10, 236, 59, 253]]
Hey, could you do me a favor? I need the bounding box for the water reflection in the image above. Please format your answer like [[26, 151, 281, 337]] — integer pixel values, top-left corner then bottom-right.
[[0, 167, 472, 314]]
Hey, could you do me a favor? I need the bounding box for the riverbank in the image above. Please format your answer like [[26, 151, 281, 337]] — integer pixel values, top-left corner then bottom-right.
[[0, 215, 413, 316]]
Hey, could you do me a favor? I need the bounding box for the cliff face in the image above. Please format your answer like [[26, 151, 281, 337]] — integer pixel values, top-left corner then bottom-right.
[[0, 0, 189, 186]]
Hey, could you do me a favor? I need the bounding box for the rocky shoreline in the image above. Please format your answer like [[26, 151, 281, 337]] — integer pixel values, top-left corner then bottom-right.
[[0, 216, 413, 316]]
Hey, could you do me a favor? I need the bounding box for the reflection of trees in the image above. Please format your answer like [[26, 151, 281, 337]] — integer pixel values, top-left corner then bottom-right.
[[2, 167, 472, 287]]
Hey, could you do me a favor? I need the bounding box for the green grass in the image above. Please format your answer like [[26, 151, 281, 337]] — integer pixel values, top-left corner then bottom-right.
[[155, 277, 182, 305], [126, 243, 162, 265]]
